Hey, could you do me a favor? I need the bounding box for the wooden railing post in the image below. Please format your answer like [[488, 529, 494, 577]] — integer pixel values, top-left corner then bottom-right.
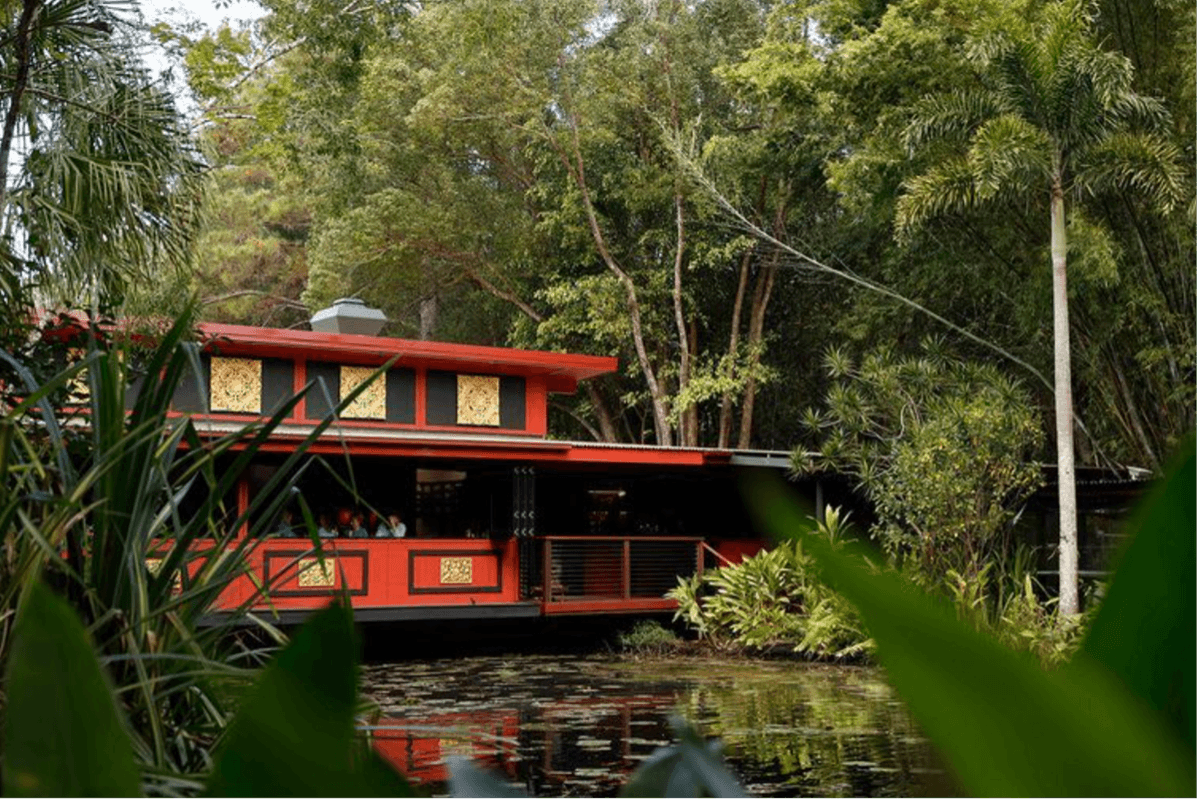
[[542, 538, 553, 602], [622, 538, 631, 599]]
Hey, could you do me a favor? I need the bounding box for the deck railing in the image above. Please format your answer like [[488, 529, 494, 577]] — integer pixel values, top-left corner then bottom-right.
[[531, 536, 703, 606]]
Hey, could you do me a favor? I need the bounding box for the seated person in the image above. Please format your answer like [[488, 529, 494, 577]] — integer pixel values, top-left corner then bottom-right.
[[375, 511, 407, 538], [347, 510, 369, 539], [274, 509, 298, 538], [316, 512, 338, 539]]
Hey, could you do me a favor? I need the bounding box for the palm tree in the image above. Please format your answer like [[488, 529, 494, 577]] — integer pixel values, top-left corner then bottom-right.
[[0, 0, 204, 315], [895, 0, 1184, 616]]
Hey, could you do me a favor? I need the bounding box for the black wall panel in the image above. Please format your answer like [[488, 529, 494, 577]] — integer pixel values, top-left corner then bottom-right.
[[499, 376, 526, 430], [306, 362, 340, 420], [261, 358, 294, 414], [386, 369, 416, 423], [426, 370, 458, 425], [172, 355, 210, 413]]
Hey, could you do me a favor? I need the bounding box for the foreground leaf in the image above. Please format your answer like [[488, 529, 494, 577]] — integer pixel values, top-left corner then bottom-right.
[[742, 462, 1194, 797], [446, 756, 526, 797], [1078, 442, 1195, 750], [2, 582, 140, 797], [620, 717, 745, 798], [205, 602, 413, 796]]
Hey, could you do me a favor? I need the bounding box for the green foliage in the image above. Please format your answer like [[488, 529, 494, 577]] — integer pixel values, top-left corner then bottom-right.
[[0, 0, 204, 316], [797, 342, 1043, 581], [205, 603, 414, 797], [0, 313, 395, 791], [617, 619, 681, 654], [669, 508, 871, 659], [743, 440, 1196, 797], [3, 582, 140, 797], [3, 590, 415, 797]]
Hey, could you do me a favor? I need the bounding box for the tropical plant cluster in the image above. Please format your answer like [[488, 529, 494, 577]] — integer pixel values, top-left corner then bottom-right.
[[0, 314, 392, 792], [669, 508, 871, 659]]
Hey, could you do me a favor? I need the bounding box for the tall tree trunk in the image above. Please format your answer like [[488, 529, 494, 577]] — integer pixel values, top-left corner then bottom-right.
[[418, 294, 437, 341], [671, 192, 695, 446], [737, 252, 777, 449], [718, 246, 753, 449], [552, 97, 672, 445], [682, 319, 698, 444], [1050, 178, 1079, 617], [585, 382, 619, 442]]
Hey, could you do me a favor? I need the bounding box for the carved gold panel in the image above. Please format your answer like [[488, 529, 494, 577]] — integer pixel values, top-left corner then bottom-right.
[[439, 737, 473, 757], [440, 556, 473, 585], [145, 558, 182, 593], [298, 557, 336, 588], [456, 374, 500, 426], [210, 357, 262, 414], [67, 347, 90, 403], [339, 366, 385, 419]]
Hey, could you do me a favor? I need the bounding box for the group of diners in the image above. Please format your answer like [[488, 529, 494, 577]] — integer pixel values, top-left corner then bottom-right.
[[274, 507, 407, 539]]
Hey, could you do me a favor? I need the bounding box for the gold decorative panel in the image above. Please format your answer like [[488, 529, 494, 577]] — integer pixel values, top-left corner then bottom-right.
[[339, 366, 385, 419], [145, 558, 182, 593], [440, 556, 473, 584], [67, 348, 89, 404], [456, 374, 500, 426], [298, 557, 336, 588], [210, 357, 262, 413]]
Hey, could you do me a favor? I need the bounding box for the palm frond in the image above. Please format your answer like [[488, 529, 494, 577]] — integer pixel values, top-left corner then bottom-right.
[[903, 90, 1000, 152], [968, 113, 1050, 199], [895, 155, 979, 234], [1075, 131, 1186, 212]]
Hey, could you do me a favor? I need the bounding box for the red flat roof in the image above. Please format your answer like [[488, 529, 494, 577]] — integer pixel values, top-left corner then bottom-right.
[[197, 323, 618, 392]]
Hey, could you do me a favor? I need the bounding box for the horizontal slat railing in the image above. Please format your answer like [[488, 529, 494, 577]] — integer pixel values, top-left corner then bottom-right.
[[532, 536, 702, 605]]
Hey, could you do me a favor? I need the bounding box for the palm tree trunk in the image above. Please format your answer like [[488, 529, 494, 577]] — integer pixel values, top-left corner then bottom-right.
[[1050, 179, 1079, 617], [0, 0, 41, 208]]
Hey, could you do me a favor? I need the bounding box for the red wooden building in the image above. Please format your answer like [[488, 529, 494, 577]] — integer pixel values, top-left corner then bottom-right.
[[174, 305, 780, 624]]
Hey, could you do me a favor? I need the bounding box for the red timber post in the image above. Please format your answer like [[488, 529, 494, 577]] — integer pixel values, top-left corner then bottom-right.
[[414, 367, 427, 427], [237, 478, 250, 538], [292, 358, 307, 420], [696, 540, 704, 579], [542, 539, 553, 604], [622, 539, 631, 600]]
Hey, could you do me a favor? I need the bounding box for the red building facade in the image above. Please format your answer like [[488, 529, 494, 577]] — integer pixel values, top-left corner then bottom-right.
[[177, 322, 777, 623]]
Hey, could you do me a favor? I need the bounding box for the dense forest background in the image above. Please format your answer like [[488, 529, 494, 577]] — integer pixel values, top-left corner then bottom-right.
[[151, 0, 1192, 464]]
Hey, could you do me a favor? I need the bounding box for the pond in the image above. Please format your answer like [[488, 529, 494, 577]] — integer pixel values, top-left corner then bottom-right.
[[361, 652, 954, 796]]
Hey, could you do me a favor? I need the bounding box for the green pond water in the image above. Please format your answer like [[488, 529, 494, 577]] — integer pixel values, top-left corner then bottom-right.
[[361, 653, 953, 796]]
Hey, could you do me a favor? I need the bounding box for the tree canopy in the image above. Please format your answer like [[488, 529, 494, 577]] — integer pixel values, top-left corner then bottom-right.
[[165, 0, 1193, 468]]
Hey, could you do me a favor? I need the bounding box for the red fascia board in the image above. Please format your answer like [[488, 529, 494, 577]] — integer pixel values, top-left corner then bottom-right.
[[197, 323, 617, 386], [195, 425, 730, 468], [242, 434, 573, 462]]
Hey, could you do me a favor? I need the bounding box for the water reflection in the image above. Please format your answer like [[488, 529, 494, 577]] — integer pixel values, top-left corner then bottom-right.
[[361, 654, 949, 797]]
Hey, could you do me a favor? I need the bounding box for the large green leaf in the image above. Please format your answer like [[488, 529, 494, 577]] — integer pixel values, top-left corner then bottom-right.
[[1079, 442, 1195, 750], [742, 459, 1195, 797], [619, 717, 745, 798], [204, 601, 414, 797], [2, 582, 140, 797]]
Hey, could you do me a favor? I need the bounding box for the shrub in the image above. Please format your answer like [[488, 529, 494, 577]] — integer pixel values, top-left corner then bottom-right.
[[617, 619, 681, 653], [668, 508, 871, 659]]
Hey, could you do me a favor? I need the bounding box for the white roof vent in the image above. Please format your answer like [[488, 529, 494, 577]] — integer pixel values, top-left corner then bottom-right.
[[309, 298, 387, 337]]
